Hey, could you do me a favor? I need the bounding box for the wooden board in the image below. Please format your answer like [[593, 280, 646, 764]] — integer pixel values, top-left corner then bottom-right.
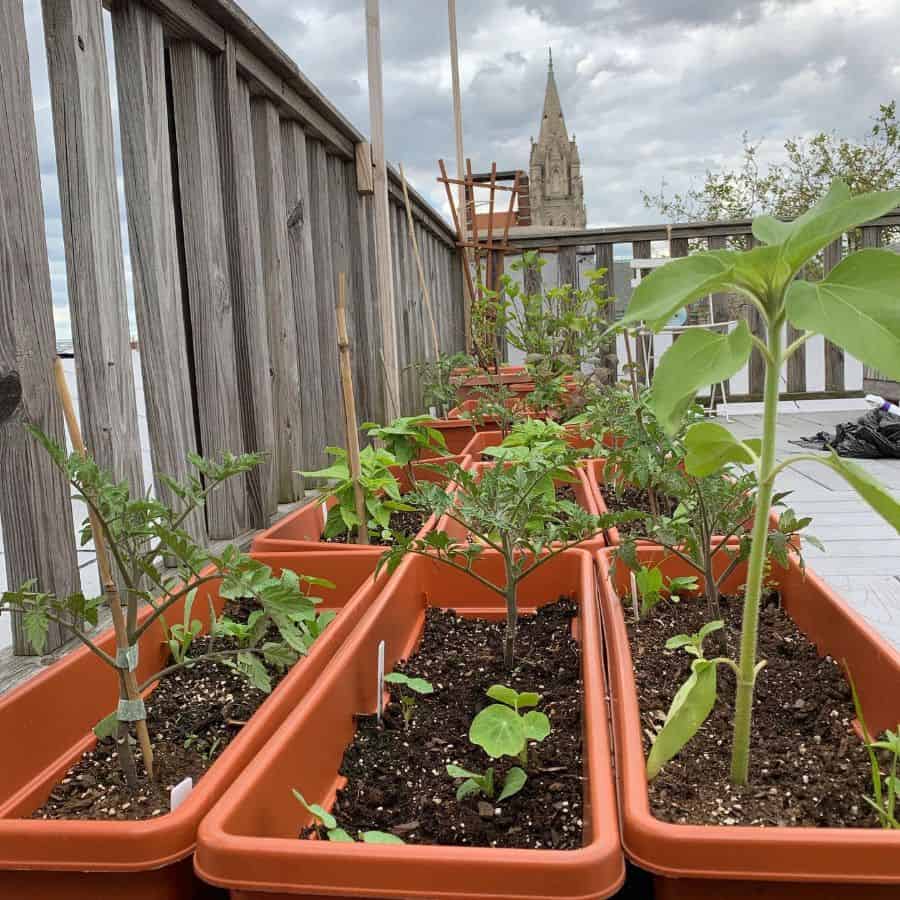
[[251, 96, 304, 502], [0, 0, 81, 654], [111, 2, 206, 544], [168, 39, 247, 538]]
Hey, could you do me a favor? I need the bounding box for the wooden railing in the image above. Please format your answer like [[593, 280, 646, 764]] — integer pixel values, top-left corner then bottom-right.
[[0, 0, 464, 654], [505, 216, 899, 399]]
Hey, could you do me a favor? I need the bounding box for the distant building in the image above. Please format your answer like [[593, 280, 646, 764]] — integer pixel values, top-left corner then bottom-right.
[[528, 50, 586, 229]]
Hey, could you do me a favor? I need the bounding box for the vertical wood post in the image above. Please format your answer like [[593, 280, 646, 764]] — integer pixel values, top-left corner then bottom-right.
[[251, 97, 304, 502], [216, 39, 277, 525], [111, 2, 205, 544], [860, 225, 882, 249], [746, 235, 766, 397], [632, 240, 652, 383], [42, 0, 144, 496], [281, 122, 327, 469], [594, 242, 618, 382], [365, 0, 402, 421], [558, 246, 579, 288], [168, 40, 247, 538], [823, 237, 844, 392], [0, 0, 80, 654]]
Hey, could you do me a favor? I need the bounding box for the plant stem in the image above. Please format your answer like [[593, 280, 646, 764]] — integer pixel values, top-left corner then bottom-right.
[[502, 540, 518, 669], [729, 313, 781, 785]]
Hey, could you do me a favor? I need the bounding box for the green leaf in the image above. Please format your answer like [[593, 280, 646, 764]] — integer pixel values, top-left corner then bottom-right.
[[497, 766, 527, 802], [485, 685, 519, 709], [515, 691, 540, 710], [621, 252, 737, 331], [327, 827, 355, 842], [446, 764, 481, 780], [22, 606, 49, 654], [684, 422, 758, 476], [292, 790, 337, 830], [469, 704, 526, 758], [93, 711, 118, 740], [664, 634, 694, 651], [646, 658, 719, 779], [522, 710, 551, 743], [361, 831, 405, 845], [650, 324, 752, 434], [823, 454, 900, 531], [756, 180, 900, 273], [456, 779, 483, 801], [262, 642, 298, 669], [785, 250, 900, 382]]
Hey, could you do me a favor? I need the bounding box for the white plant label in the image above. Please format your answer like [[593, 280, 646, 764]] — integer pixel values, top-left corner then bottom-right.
[[630, 570, 640, 622], [321, 502, 328, 528], [376, 639, 386, 724], [170, 776, 193, 811], [429, 405, 438, 419]]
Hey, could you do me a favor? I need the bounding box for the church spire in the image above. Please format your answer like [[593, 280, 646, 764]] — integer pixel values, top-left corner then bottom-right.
[[538, 47, 569, 146]]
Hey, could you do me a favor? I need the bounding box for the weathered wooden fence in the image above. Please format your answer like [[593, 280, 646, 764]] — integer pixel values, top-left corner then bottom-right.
[[0, 0, 463, 654], [506, 216, 900, 400]]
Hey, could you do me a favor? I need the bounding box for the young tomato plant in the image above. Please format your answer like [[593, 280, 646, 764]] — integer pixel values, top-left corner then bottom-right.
[[384, 672, 434, 726], [482, 418, 570, 462], [293, 790, 405, 844], [625, 564, 698, 619], [620, 178, 900, 784], [379, 448, 636, 667], [418, 351, 475, 418], [363, 416, 449, 486], [300, 444, 413, 542], [1, 430, 334, 785]]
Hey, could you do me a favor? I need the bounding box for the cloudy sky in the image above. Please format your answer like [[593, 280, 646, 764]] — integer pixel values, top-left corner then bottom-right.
[[23, 0, 900, 340]]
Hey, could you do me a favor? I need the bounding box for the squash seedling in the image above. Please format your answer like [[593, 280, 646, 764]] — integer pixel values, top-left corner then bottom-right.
[[293, 790, 405, 844], [1, 429, 332, 786], [384, 672, 434, 726], [620, 179, 900, 784]]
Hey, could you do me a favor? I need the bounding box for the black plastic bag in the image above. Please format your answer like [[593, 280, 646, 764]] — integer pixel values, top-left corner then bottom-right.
[[790, 408, 900, 459]]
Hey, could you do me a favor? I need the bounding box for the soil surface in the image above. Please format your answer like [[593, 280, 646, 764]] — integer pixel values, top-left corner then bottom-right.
[[628, 590, 880, 827], [30, 597, 292, 821], [325, 508, 428, 546], [600, 483, 676, 537], [306, 598, 585, 849]]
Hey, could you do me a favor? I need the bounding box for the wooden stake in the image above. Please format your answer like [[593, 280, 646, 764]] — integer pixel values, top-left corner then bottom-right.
[[53, 358, 155, 779], [365, 0, 401, 420], [400, 164, 440, 360], [438, 158, 477, 312], [336, 273, 369, 545], [447, 0, 471, 349]]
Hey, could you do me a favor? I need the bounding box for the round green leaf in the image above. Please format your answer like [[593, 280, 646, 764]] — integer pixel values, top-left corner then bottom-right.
[[684, 421, 758, 476], [469, 704, 526, 758], [522, 710, 551, 742], [485, 685, 519, 708]]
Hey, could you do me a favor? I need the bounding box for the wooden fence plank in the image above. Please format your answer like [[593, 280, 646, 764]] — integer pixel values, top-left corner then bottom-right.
[[216, 42, 277, 525], [42, 0, 143, 495], [632, 240, 651, 382], [168, 39, 247, 538], [0, 0, 80, 654], [281, 121, 327, 469], [111, 2, 205, 544], [594, 242, 618, 381], [745, 236, 766, 396], [823, 238, 844, 391], [251, 96, 304, 502], [860, 225, 882, 249], [558, 246, 578, 289], [306, 140, 344, 446]]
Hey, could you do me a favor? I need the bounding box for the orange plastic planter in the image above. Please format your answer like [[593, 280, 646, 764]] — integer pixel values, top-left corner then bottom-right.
[[596, 546, 900, 898], [453, 366, 533, 404], [195, 550, 625, 899], [460, 427, 594, 460], [253, 457, 467, 553], [0, 549, 384, 900]]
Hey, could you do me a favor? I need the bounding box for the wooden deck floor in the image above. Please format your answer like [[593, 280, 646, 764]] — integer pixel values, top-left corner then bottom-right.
[[723, 401, 900, 651]]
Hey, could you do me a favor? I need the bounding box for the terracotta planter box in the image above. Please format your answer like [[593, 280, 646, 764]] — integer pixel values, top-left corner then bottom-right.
[[447, 397, 523, 420], [460, 427, 594, 460], [596, 546, 900, 899], [0, 549, 384, 900], [453, 366, 533, 404], [253, 457, 467, 554], [195, 549, 624, 899]]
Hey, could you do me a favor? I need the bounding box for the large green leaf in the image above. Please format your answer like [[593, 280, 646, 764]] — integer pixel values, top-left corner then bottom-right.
[[646, 659, 719, 779], [469, 704, 525, 758], [754, 179, 900, 273], [785, 250, 900, 381], [684, 421, 760, 476], [650, 323, 752, 433], [621, 253, 737, 331], [497, 766, 527, 802], [823, 454, 900, 532]]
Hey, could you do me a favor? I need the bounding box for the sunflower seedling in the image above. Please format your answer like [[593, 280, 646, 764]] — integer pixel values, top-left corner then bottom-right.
[[293, 790, 405, 843], [384, 672, 434, 725]]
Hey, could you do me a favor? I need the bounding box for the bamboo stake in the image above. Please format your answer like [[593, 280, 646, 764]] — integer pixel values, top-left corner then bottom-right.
[[336, 273, 369, 545], [438, 158, 477, 313], [399, 163, 440, 360], [53, 358, 155, 779]]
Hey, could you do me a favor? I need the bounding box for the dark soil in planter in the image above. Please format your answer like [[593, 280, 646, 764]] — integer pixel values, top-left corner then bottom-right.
[[325, 507, 428, 546], [306, 598, 584, 850], [628, 590, 879, 828], [30, 597, 291, 822], [600, 483, 676, 537]]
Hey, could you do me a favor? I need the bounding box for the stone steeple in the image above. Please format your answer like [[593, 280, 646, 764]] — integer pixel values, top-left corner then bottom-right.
[[529, 49, 586, 229]]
